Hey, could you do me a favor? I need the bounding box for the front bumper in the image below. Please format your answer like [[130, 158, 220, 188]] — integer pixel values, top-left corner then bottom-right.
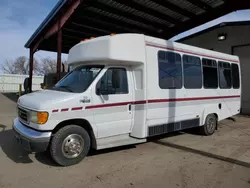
[[12, 118, 52, 152]]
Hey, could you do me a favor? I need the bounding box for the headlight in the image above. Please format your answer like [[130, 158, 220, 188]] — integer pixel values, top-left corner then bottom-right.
[[30, 111, 49, 124]]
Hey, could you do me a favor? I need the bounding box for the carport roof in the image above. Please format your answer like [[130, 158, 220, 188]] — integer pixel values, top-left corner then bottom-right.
[[25, 0, 250, 54]]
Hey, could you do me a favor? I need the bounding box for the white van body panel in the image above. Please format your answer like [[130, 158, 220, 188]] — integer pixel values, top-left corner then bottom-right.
[[67, 34, 146, 65], [18, 89, 98, 137]]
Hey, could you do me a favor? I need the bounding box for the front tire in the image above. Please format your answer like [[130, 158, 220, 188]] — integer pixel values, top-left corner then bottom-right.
[[50, 125, 90, 166], [200, 114, 217, 136]]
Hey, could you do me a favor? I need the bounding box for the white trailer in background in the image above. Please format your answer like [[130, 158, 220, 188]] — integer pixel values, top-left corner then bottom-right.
[[13, 34, 241, 166], [0, 74, 43, 93]]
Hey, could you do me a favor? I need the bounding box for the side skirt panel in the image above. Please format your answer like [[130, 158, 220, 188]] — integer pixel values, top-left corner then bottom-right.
[[148, 118, 200, 137]]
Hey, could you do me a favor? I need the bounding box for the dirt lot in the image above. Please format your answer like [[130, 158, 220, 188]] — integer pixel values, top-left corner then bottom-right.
[[0, 93, 249, 188]]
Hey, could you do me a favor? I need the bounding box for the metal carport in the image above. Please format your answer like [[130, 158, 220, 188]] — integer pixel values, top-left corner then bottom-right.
[[24, 0, 250, 91]]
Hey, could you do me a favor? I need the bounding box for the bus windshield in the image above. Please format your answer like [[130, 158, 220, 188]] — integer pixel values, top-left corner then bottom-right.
[[52, 65, 104, 93]]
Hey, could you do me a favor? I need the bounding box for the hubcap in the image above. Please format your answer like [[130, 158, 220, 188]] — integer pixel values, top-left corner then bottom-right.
[[207, 117, 216, 133], [62, 134, 84, 158]]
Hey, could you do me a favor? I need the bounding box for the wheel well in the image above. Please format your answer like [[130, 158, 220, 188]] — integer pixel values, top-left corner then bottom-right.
[[52, 119, 97, 149], [212, 113, 218, 130], [213, 113, 218, 120]]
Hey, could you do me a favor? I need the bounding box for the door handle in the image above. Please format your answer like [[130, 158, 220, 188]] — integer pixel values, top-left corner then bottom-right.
[[128, 104, 132, 111]]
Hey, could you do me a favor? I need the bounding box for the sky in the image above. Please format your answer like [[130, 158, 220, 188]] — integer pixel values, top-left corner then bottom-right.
[[0, 0, 61, 62], [0, 0, 250, 63]]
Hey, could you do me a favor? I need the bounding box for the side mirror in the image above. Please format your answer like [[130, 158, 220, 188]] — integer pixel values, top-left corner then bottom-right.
[[96, 88, 112, 95], [40, 83, 45, 89], [96, 81, 106, 95], [112, 69, 120, 88], [96, 80, 112, 95], [96, 88, 101, 95]]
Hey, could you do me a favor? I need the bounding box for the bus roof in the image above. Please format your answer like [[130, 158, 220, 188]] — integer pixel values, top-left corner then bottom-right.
[[67, 34, 239, 65]]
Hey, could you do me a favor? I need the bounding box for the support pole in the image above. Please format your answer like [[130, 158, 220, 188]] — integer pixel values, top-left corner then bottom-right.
[[57, 29, 62, 81], [19, 84, 22, 97], [29, 48, 34, 93], [62, 63, 65, 72]]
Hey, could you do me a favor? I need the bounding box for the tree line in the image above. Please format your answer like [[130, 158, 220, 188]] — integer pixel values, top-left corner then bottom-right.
[[1, 56, 67, 75]]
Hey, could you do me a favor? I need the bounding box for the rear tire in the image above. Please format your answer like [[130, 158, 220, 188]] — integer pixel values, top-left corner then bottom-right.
[[50, 125, 90, 166], [200, 114, 217, 136]]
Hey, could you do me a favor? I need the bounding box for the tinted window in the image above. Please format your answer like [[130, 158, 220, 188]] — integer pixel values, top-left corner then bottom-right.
[[183, 55, 202, 89], [218, 61, 231, 89], [202, 59, 218, 88], [158, 51, 182, 89], [96, 68, 128, 95], [232, 64, 240, 88]]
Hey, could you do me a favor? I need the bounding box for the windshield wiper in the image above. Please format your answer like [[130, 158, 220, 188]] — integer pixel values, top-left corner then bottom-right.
[[56, 85, 73, 92]]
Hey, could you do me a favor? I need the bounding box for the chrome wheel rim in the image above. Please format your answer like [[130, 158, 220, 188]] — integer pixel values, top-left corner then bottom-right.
[[207, 117, 216, 133], [62, 134, 84, 158]]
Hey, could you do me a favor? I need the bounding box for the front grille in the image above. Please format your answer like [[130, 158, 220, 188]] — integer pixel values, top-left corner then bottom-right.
[[18, 107, 28, 123]]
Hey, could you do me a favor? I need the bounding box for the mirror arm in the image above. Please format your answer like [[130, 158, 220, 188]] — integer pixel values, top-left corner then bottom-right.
[[99, 92, 105, 102]]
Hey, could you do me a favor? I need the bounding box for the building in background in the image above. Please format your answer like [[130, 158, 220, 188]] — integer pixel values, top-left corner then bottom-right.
[[178, 21, 250, 114]]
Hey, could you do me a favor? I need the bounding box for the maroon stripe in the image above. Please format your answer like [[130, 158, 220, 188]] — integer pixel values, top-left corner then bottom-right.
[[71, 107, 83, 111], [85, 95, 240, 109], [146, 43, 239, 63], [52, 109, 59, 113], [132, 100, 147, 105], [61, 108, 69, 112], [86, 101, 131, 109], [148, 95, 241, 103]]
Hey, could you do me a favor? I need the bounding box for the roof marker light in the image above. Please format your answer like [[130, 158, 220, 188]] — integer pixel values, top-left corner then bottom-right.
[[80, 38, 89, 43]]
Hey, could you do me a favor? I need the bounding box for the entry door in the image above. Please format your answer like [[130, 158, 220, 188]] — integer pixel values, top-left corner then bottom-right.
[[233, 45, 250, 114], [92, 67, 133, 138]]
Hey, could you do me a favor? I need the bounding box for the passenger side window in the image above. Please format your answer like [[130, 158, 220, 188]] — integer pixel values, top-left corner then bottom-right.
[[183, 55, 202, 89], [158, 51, 182, 89], [231, 64, 240, 89], [202, 58, 218, 88], [96, 68, 128, 95], [218, 61, 231, 89]]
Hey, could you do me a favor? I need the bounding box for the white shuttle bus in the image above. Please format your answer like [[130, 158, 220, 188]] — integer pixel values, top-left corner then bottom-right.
[[13, 34, 241, 166]]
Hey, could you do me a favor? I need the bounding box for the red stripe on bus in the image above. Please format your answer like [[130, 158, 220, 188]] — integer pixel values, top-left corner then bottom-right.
[[52, 109, 59, 113], [146, 43, 239, 63], [148, 95, 240, 103], [86, 102, 131, 109], [85, 95, 240, 109], [132, 100, 147, 105], [61, 108, 69, 112], [71, 107, 83, 111]]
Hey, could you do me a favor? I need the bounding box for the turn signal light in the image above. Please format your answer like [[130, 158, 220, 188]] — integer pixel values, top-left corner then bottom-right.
[[37, 112, 49, 124]]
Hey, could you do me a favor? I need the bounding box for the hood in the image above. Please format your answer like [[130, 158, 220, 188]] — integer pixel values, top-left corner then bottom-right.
[[18, 89, 77, 110]]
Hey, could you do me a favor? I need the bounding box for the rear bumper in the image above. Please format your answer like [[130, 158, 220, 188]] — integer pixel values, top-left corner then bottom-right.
[[12, 118, 52, 152]]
